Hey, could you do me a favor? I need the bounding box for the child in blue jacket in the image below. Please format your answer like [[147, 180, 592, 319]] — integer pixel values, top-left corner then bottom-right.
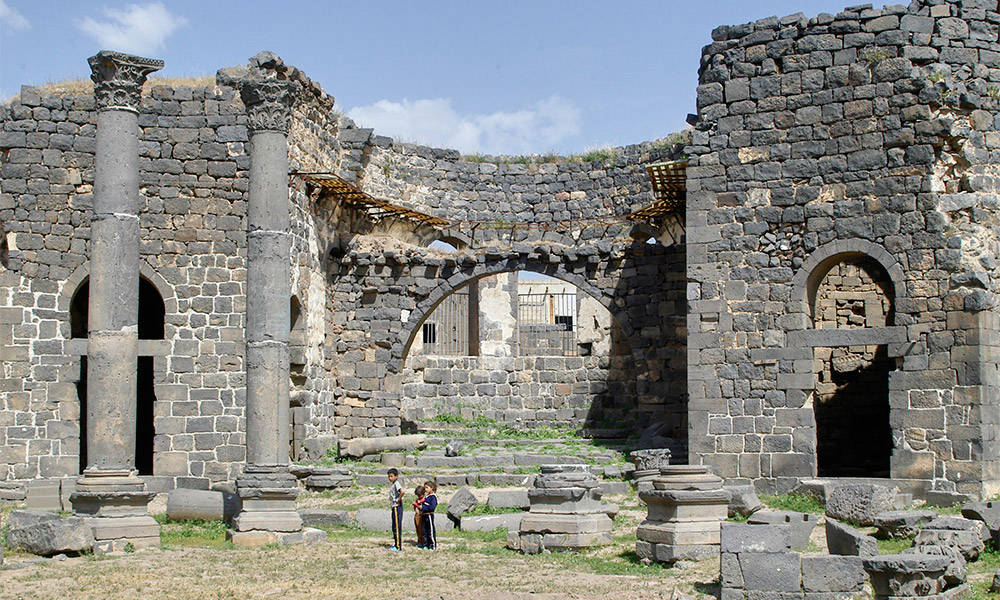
[[418, 481, 438, 550]]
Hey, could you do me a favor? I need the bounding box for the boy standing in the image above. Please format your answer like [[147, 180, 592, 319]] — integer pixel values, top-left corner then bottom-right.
[[387, 468, 404, 551], [418, 481, 438, 550]]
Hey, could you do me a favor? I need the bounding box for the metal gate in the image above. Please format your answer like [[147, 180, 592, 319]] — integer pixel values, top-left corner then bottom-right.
[[517, 291, 577, 356], [421, 290, 470, 355]]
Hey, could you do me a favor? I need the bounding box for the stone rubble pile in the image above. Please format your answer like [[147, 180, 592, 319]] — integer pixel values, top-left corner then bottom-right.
[[509, 464, 613, 554], [636, 465, 728, 565]]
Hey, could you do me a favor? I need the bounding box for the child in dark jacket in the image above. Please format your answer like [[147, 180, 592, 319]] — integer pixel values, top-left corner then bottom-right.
[[413, 484, 426, 548], [418, 481, 438, 550]]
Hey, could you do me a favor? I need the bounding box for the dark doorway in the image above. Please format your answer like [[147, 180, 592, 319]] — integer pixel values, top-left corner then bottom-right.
[[815, 345, 893, 477], [77, 356, 88, 473], [71, 276, 165, 475]]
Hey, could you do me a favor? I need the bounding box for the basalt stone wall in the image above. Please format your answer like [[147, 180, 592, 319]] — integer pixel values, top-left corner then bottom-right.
[[332, 119, 684, 247], [0, 76, 337, 486], [325, 240, 687, 440], [1, 60, 689, 485], [400, 354, 636, 432], [687, 0, 1000, 497]]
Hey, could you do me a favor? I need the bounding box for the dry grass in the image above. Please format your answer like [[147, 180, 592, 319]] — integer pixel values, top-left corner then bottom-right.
[[0, 522, 716, 600]]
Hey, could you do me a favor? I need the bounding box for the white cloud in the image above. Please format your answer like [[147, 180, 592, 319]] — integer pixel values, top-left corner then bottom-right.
[[347, 95, 582, 155], [78, 3, 186, 55], [0, 1, 29, 30]]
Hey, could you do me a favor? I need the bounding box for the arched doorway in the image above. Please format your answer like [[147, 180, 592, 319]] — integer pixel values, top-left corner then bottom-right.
[[399, 269, 632, 433], [809, 255, 895, 477], [71, 276, 165, 475]]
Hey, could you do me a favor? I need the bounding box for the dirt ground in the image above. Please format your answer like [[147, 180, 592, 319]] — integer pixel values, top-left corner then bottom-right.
[[0, 529, 718, 600]]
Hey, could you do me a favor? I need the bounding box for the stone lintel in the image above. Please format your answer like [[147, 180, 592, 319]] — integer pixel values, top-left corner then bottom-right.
[[788, 326, 907, 347]]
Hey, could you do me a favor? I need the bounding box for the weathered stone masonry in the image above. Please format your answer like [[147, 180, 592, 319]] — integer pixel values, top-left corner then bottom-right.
[[0, 51, 687, 488], [686, 0, 1000, 497]]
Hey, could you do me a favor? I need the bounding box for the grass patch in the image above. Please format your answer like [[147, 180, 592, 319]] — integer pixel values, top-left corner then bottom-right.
[[761, 493, 825, 514], [156, 516, 231, 549], [464, 504, 524, 517], [876, 536, 914, 555]]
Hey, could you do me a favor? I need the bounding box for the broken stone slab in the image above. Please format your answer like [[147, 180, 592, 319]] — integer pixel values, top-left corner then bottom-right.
[[304, 472, 353, 490], [166, 488, 241, 523], [924, 490, 971, 508], [961, 500, 1000, 531], [725, 484, 763, 517], [720, 522, 791, 554], [629, 448, 672, 471], [475, 473, 535, 486], [862, 554, 950, 599], [991, 568, 1000, 593], [7, 510, 94, 556], [903, 544, 967, 586], [520, 512, 613, 535], [874, 510, 937, 539], [352, 508, 454, 533], [339, 434, 427, 458], [825, 483, 897, 526], [601, 480, 629, 495], [434, 474, 469, 486], [444, 440, 465, 457], [300, 435, 339, 461], [914, 517, 987, 561], [460, 513, 525, 531], [298, 509, 350, 529], [738, 551, 802, 592], [25, 479, 63, 512], [826, 518, 879, 557], [747, 510, 817, 550], [637, 520, 723, 545], [488, 489, 529, 510], [0, 481, 26, 502], [446, 487, 478, 522], [228, 527, 327, 547], [637, 540, 718, 563], [513, 454, 585, 465], [380, 452, 405, 467], [801, 555, 867, 595]]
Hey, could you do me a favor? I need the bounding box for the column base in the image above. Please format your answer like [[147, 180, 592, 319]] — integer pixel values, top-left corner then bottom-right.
[[230, 465, 306, 543], [70, 469, 160, 553]]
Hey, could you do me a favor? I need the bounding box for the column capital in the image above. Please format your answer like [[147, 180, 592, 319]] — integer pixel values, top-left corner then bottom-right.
[[239, 79, 301, 135], [88, 51, 163, 112]]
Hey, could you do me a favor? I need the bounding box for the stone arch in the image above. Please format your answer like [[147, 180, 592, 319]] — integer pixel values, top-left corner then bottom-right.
[[792, 240, 903, 479], [791, 239, 906, 322], [60, 261, 178, 337], [61, 262, 176, 475], [390, 259, 628, 373]]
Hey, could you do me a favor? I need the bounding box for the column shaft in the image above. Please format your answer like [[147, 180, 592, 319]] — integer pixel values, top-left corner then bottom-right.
[[245, 130, 291, 467], [87, 109, 140, 472]]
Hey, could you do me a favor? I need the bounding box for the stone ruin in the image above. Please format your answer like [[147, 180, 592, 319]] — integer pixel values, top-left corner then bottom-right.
[[637, 465, 729, 565], [510, 465, 613, 554], [4, 0, 1000, 581]]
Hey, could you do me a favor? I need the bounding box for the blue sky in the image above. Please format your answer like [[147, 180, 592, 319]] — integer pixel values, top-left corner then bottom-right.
[[3, 0, 857, 155]]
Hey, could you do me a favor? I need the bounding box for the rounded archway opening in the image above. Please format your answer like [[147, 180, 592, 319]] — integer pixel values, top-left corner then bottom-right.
[[399, 269, 632, 436], [807, 254, 895, 478], [71, 275, 166, 476]]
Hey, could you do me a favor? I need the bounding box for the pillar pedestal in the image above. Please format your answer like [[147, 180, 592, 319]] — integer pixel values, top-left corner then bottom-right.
[[71, 470, 159, 552]]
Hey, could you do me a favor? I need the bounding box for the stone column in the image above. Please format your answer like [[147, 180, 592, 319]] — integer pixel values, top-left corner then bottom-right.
[[228, 78, 322, 546], [70, 51, 163, 553]]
